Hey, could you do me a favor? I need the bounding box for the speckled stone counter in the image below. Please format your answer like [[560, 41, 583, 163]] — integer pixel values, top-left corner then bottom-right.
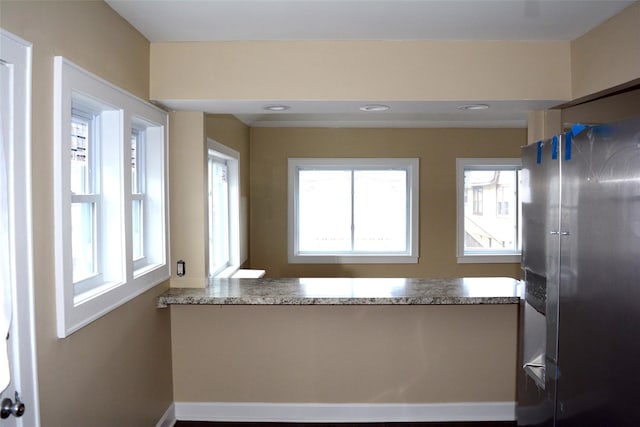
[[157, 277, 521, 308]]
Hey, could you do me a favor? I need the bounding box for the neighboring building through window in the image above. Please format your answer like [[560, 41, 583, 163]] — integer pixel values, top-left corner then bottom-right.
[[70, 113, 99, 285], [496, 185, 509, 216], [456, 158, 521, 263], [472, 187, 483, 215], [288, 158, 419, 264]]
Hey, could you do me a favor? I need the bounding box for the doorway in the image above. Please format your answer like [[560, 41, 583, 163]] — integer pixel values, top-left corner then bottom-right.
[[0, 29, 40, 426]]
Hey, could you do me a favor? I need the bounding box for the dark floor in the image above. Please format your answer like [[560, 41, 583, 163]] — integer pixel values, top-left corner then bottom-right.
[[175, 422, 516, 427]]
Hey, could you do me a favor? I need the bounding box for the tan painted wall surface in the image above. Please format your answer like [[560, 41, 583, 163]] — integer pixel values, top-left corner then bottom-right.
[[250, 127, 524, 278], [0, 2, 173, 426], [571, 2, 640, 99], [562, 89, 640, 126], [527, 110, 562, 144], [169, 111, 208, 287], [150, 40, 571, 102], [172, 304, 518, 403]]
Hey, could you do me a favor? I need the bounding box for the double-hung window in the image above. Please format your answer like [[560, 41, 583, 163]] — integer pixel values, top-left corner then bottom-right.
[[288, 158, 419, 264], [456, 158, 522, 263], [54, 57, 169, 337], [70, 113, 100, 288], [130, 120, 166, 275], [207, 139, 241, 277]]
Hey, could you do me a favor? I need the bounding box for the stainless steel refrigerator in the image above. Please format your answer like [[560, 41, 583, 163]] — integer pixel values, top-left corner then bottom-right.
[[517, 117, 640, 426]]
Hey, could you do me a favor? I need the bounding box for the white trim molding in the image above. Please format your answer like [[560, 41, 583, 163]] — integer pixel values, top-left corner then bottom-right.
[[174, 401, 516, 423], [53, 56, 170, 337], [455, 157, 522, 264], [155, 403, 176, 427], [288, 157, 420, 264]]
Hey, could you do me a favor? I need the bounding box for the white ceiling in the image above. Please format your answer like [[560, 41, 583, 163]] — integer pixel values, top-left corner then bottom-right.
[[106, 0, 636, 128]]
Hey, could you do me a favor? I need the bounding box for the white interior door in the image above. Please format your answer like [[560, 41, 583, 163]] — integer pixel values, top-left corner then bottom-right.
[[0, 29, 39, 427]]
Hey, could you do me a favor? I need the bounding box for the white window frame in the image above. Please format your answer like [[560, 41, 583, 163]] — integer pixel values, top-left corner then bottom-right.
[[130, 126, 145, 268], [288, 158, 419, 264], [130, 118, 166, 277], [54, 57, 169, 338], [207, 139, 241, 278], [456, 158, 521, 264], [69, 107, 105, 294]]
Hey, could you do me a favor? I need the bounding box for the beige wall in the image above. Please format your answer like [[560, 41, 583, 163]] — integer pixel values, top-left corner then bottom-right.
[[169, 111, 208, 287], [150, 40, 571, 102], [562, 88, 640, 126], [527, 110, 562, 144], [172, 304, 518, 403], [250, 127, 524, 278], [168, 113, 251, 287], [571, 2, 640, 100], [149, 3, 640, 104], [0, 2, 173, 426]]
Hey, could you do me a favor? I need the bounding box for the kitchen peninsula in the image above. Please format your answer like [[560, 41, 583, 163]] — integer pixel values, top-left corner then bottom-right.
[[161, 277, 521, 422]]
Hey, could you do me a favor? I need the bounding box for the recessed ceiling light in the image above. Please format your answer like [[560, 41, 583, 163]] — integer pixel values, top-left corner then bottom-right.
[[263, 105, 290, 112], [359, 104, 391, 112], [457, 104, 490, 111]]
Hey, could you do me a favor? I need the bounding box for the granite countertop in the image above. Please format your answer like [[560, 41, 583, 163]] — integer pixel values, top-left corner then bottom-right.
[[157, 277, 522, 308]]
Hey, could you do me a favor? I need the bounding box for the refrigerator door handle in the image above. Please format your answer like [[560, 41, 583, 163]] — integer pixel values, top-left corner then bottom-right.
[[523, 362, 545, 368]]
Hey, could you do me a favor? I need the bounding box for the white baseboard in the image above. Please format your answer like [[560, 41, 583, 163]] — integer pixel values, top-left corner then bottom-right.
[[174, 401, 516, 423], [156, 403, 176, 427]]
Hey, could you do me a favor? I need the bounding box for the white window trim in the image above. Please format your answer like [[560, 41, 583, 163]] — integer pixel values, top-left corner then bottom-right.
[[54, 56, 169, 338], [131, 127, 146, 269], [288, 158, 419, 264], [456, 158, 521, 264], [131, 119, 166, 277], [207, 139, 242, 278]]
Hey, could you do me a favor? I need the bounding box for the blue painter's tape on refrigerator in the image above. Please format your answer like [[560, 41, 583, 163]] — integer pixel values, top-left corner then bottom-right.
[[571, 123, 589, 136], [565, 132, 572, 161], [552, 135, 558, 160], [537, 141, 543, 164]]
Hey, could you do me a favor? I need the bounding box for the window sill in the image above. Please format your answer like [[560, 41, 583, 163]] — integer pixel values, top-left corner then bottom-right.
[[73, 280, 123, 306], [212, 266, 267, 278], [289, 255, 419, 264], [232, 269, 266, 278], [212, 265, 241, 278], [134, 262, 164, 278], [457, 254, 521, 264]]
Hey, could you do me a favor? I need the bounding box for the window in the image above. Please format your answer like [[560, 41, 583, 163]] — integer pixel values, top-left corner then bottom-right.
[[207, 139, 241, 277], [456, 158, 521, 264], [288, 158, 419, 264], [54, 57, 169, 337], [70, 113, 99, 286], [130, 119, 166, 275], [131, 128, 144, 264]]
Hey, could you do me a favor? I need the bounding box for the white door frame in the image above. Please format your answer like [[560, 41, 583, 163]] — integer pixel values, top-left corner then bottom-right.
[[0, 28, 40, 426]]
